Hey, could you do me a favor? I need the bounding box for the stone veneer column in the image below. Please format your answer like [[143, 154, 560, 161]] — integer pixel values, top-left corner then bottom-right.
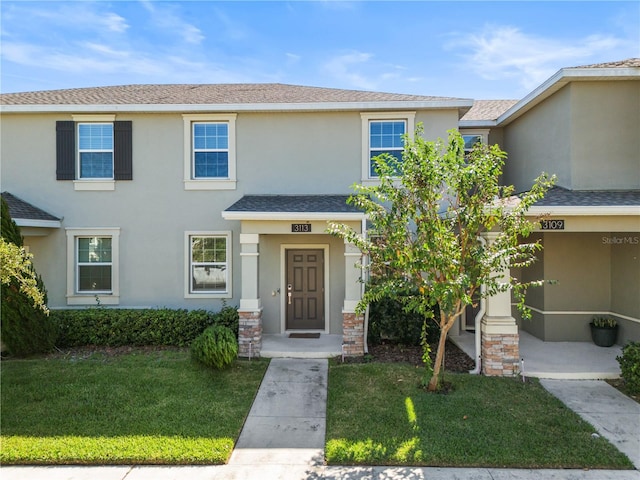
[[238, 233, 262, 358], [342, 240, 364, 356], [481, 232, 519, 376]]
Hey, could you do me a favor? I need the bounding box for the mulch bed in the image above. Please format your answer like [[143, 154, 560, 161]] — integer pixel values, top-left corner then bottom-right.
[[345, 339, 475, 373]]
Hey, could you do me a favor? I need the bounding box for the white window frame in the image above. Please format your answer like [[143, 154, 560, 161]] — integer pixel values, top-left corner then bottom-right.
[[183, 114, 237, 190], [460, 129, 489, 154], [361, 112, 415, 183], [184, 231, 232, 298], [66, 227, 120, 305], [72, 114, 116, 191]]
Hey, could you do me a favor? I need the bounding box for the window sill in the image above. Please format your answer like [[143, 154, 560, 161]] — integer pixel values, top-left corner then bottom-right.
[[74, 180, 116, 191], [184, 179, 236, 191], [184, 292, 232, 299], [67, 294, 120, 306]]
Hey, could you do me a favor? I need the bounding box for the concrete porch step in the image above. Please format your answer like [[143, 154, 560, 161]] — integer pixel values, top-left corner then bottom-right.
[[261, 334, 343, 359]]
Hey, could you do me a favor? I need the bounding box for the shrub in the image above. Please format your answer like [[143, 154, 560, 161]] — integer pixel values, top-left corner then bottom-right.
[[191, 325, 238, 369], [617, 342, 640, 395], [214, 304, 239, 337], [52, 308, 221, 348], [1, 197, 55, 356], [367, 294, 439, 346]]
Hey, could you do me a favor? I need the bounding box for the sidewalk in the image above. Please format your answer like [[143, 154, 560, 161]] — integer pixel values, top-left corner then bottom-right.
[[2, 359, 638, 480]]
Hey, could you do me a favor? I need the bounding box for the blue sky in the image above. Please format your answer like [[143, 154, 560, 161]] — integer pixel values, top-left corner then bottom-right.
[[1, 1, 638, 99]]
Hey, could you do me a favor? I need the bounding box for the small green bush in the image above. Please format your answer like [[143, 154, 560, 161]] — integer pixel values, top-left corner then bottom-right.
[[52, 307, 232, 348], [191, 325, 238, 369], [214, 304, 239, 337], [617, 341, 640, 395], [368, 294, 439, 346]]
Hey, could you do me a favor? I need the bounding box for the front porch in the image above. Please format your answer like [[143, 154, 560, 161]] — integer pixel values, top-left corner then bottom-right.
[[450, 330, 622, 379]]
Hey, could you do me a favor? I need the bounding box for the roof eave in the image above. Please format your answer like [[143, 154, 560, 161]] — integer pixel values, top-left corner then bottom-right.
[[221, 211, 366, 221], [497, 66, 640, 126], [14, 218, 62, 228], [0, 99, 474, 114], [528, 205, 640, 216]]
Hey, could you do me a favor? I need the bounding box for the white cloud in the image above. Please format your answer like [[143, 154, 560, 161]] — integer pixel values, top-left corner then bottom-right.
[[140, 1, 204, 45], [449, 25, 631, 91], [324, 52, 377, 90]]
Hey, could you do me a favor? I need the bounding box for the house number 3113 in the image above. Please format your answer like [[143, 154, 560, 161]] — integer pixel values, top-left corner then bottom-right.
[[291, 223, 311, 233]]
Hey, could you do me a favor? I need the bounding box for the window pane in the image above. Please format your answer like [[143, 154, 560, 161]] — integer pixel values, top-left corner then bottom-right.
[[79, 265, 112, 291], [370, 150, 403, 177], [192, 266, 226, 291], [80, 152, 113, 178], [79, 124, 113, 150], [78, 237, 112, 263], [194, 152, 229, 178], [194, 123, 228, 149], [463, 135, 482, 150]]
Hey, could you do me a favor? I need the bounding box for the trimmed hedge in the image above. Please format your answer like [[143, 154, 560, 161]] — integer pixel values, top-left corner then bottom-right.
[[368, 295, 439, 346], [52, 306, 239, 348]]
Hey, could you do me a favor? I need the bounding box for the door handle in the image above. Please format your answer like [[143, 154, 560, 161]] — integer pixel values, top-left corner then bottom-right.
[[288, 292, 292, 305]]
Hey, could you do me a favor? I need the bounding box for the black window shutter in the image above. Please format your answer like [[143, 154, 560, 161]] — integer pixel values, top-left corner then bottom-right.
[[114, 121, 133, 180], [56, 121, 75, 180]]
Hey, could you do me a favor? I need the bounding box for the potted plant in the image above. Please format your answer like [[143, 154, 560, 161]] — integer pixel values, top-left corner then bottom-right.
[[590, 316, 618, 347]]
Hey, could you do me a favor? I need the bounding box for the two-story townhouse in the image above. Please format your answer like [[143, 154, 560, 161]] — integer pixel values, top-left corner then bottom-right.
[[0, 84, 473, 358], [460, 58, 640, 348]]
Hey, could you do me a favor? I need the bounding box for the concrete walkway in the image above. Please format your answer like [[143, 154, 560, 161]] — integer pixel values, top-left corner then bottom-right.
[[2, 359, 639, 480]]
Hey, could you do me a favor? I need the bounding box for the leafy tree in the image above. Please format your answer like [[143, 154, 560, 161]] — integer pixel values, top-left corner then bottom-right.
[[329, 127, 554, 391], [1, 197, 53, 356]]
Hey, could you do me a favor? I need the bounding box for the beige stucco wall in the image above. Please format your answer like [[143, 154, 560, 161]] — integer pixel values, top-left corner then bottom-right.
[[2, 108, 459, 311], [503, 86, 572, 192], [570, 81, 640, 190], [503, 80, 640, 193]]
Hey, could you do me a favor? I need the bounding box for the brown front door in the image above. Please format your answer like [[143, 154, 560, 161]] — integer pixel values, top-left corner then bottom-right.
[[286, 249, 324, 330]]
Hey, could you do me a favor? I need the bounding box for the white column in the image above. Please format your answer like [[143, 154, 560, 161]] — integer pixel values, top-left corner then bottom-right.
[[239, 233, 261, 311], [342, 240, 362, 312], [481, 231, 519, 376]]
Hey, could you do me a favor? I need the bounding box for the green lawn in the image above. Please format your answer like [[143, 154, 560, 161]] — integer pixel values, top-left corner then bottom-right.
[[326, 362, 633, 469], [0, 350, 268, 465]]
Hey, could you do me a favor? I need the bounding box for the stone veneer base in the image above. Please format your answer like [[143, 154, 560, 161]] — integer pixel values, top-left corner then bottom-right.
[[342, 312, 365, 356], [238, 310, 262, 358], [481, 332, 520, 376]]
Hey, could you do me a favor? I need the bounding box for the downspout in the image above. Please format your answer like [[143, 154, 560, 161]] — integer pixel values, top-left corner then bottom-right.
[[469, 236, 486, 375], [362, 217, 369, 354]]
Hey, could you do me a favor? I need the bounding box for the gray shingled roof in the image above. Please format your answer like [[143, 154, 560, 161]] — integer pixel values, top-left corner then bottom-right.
[[460, 100, 518, 122], [573, 58, 640, 69], [0, 83, 466, 106], [1, 192, 60, 221], [225, 195, 362, 213], [534, 187, 640, 207]]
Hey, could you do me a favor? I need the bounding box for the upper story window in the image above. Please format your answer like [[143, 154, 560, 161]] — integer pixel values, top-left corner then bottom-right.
[[460, 129, 489, 156], [183, 114, 237, 190], [361, 112, 415, 182], [193, 123, 229, 178], [78, 123, 113, 179], [56, 115, 132, 191]]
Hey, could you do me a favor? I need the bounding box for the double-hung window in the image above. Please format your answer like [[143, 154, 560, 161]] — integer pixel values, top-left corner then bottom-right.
[[56, 115, 132, 191], [460, 130, 488, 157], [185, 232, 232, 298], [66, 228, 120, 305], [183, 114, 237, 190], [361, 112, 415, 182], [78, 123, 114, 179]]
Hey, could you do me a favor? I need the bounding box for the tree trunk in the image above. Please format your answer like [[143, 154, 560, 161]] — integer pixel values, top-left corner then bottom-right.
[[427, 318, 451, 392]]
